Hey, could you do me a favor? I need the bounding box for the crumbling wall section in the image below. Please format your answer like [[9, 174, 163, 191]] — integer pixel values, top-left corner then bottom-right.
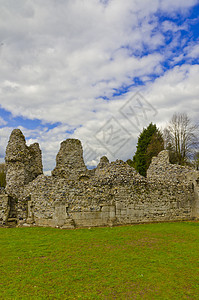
[[147, 150, 195, 182], [147, 150, 199, 219], [52, 139, 87, 180], [0, 194, 9, 225], [5, 129, 43, 200]]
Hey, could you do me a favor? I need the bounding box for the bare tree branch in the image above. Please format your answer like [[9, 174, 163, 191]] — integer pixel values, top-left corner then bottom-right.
[[164, 113, 199, 165]]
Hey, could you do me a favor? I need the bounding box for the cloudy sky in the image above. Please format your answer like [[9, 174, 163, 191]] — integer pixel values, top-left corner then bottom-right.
[[0, 0, 199, 173]]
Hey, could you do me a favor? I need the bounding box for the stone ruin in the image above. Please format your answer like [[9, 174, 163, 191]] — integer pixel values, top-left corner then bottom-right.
[[0, 129, 198, 228]]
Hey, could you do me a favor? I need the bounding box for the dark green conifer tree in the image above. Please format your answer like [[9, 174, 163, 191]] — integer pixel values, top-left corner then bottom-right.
[[132, 123, 164, 176]]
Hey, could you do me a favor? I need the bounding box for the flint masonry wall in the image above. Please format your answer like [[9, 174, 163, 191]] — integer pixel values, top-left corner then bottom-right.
[[52, 139, 87, 180], [22, 160, 195, 228], [147, 150, 199, 219], [0, 192, 9, 224], [0, 129, 198, 228], [147, 150, 195, 183], [5, 129, 43, 200]]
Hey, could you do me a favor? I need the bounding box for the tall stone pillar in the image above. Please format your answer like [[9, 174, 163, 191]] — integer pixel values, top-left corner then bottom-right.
[[5, 129, 43, 223], [52, 139, 87, 180]]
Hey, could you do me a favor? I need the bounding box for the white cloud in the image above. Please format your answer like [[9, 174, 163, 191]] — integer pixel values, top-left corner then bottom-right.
[[162, 21, 188, 33], [145, 64, 199, 129], [0, 117, 7, 126], [160, 0, 198, 13], [0, 0, 198, 170], [185, 43, 199, 59], [0, 0, 168, 129]]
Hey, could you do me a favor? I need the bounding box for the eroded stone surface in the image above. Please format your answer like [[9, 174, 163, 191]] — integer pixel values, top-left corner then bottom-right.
[[52, 139, 87, 180], [147, 150, 194, 183], [5, 129, 43, 199]]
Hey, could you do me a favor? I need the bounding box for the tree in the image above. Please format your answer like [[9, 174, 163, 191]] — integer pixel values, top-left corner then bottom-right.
[[0, 163, 6, 188], [131, 123, 164, 176], [164, 113, 199, 165]]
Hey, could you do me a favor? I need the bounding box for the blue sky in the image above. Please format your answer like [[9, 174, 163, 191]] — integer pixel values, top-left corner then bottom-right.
[[0, 0, 198, 173]]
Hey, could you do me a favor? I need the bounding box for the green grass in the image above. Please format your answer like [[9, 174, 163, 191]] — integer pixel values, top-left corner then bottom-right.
[[0, 222, 199, 299]]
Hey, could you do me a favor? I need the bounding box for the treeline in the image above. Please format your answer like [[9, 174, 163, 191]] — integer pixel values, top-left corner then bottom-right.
[[127, 113, 199, 176]]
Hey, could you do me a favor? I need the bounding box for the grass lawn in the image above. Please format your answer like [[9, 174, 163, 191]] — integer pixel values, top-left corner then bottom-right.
[[0, 222, 199, 299]]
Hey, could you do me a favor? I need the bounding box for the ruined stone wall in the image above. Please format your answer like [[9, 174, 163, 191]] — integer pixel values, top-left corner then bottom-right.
[[147, 150, 199, 219], [5, 129, 43, 200], [0, 194, 9, 225], [20, 159, 195, 229], [52, 139, 87, 180], [0, 129, 198, 228], [114, 181, 194, 225], [147, 150, 195, 183]]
